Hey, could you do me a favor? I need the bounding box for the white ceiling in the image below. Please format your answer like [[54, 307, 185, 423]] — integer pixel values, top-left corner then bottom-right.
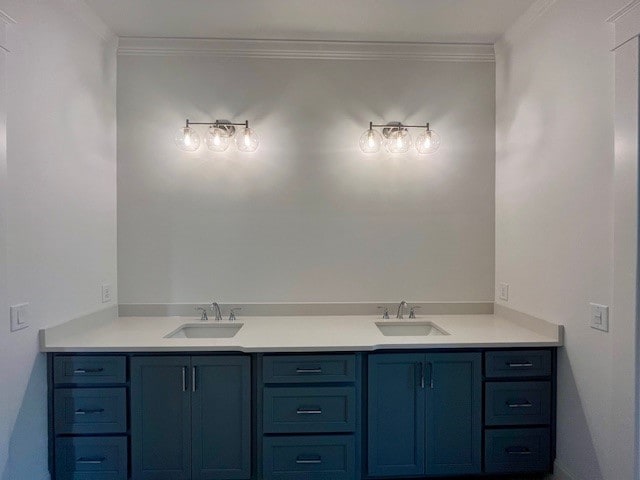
[[84, 0, 536, 44]]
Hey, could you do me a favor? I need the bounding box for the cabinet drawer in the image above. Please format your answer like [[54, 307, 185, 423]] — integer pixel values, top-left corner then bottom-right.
[[264, 386, 356, 433], [263, 355, 356, 384], [54, 388, 127, 434], [485, 428, 551, 473], [263, 435, 355, 480], [485, 382, 551, 426], [55, 436, 128, 480], [485, 350, 551, 378], [54, 356, 126, 385]]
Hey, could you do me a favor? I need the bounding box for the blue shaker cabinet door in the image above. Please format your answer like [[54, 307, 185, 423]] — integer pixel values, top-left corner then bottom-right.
[[191, 356, 251, 480], [367, 353, 426, 477], [131, 356, 192, 480], [425, 352, 482, 476]]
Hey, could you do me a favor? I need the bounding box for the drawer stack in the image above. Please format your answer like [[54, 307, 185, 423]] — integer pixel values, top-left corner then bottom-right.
[[51, 355, 128, 480], [260, 354, 360, 480], [483, 350, 554, 474]]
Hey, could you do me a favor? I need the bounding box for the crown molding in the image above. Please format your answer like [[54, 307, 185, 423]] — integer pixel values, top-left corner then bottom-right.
[[497, 0, 558, 47], [117, 37, 495, 62], [0, 9, 16, 25], [608, 0, 640, 49]]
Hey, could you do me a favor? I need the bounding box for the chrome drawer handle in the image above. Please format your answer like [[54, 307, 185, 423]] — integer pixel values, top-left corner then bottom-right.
[[296, 368, 323, 374], [296, 408, 323, 415], [76, 457, 105, 464], [505, 448, 532, 456], [506, 362, 533, 368], [73, 368, 105, 374], [296, 456, 322, 464], [74, 408, 105, 415], [506, 401, 533, 408]]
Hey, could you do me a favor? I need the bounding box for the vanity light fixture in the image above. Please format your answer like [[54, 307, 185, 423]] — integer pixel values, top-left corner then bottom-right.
[[175, 119, 260, 153], [360, 122, 441, 155]]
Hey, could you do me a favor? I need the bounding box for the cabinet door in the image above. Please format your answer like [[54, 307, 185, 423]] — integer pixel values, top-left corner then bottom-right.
[[367, 353, 425, 477], [192, 356, 251, 480], [131, 357, 191, 480], [425, 352, 481, 475]]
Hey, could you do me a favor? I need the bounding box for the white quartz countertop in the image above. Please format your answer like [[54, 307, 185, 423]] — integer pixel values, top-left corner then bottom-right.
[[40, 311, 563, 352]]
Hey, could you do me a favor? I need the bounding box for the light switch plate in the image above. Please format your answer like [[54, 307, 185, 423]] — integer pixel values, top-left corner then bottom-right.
[[102, 284, 112, 303], [590, 303, 609, 332], [10, 303, 29, 332], [499, 282, 509, 301]]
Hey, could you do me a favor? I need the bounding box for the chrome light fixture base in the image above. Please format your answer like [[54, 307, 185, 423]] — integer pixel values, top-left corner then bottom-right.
[[177, 119, 259, 153], [361, 121, 441, 155]]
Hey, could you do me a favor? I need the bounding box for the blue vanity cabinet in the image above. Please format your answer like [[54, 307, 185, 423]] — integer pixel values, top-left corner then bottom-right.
[[130, 355, 251, 480], [367, 352, 482, 477]]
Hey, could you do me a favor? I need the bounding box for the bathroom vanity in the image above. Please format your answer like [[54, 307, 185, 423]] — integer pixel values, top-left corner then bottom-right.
[[42, 309, 562, 480]]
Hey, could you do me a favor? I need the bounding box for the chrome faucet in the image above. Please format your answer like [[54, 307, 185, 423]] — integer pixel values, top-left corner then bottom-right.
[[195, 306, 208, 321], [210, 302, 223, 322], [396, 300, 408, 319]]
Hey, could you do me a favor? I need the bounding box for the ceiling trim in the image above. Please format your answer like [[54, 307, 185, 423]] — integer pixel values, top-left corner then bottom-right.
[[0, 9, 17, 25], [608, 0, 640, 49], [498, 0, 557, 45], [608, 0, 640, 23], [117, 37, 495, 62], [64, 0, 117, 44]]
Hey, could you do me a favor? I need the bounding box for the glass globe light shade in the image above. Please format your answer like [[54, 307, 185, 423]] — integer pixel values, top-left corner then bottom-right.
[[385, 127, 412, 154], [235, 127, 260, 153], [359, 128, 382, 153], [175, 126, 200, 152], [205, 126, 231, 152], [416, 129, 441, 154]]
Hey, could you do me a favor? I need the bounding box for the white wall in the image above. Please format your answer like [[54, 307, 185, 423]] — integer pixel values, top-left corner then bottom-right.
[[117, 52, 496, 304], [0, 1, 117, 478], [495, 0, 632, 479]]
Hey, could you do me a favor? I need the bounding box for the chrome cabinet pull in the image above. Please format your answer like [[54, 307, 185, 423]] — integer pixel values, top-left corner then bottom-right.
[[419, 362, 425, 389], [505, 447, 532, 455], [74, 408, 104, 415], [296, 456, 322, 464], [506, 362, 533, 368], [73, 368, 104, 374], [192, 366, 197, 392], [296, 407, 323, 415], [296, 367, 322, 374], [506, 401, 533, 408], [182, 366, 187, 391], [76, 457, 105, 464], [428, 362, 434, 389]]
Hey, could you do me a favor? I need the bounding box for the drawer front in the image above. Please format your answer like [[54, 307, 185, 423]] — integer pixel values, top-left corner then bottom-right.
[[54, 388, 127, 434], [485, 350, 551, 378], [264, 386, 356, 433], [263, 355, 356, 384], [55, 436, 128, 480], [54, 356, 126, 385], [485, 428, 551, 473], [485, 382, 551, 426], [263, 435, 355, 480]]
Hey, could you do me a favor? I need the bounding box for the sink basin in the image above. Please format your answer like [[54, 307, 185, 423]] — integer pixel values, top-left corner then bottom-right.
[[376, 321, 449, 337], [165, 323, 243, 339]]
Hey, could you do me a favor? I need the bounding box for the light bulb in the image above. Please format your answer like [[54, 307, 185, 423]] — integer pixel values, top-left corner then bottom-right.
[[205, 126, 230, 152], [359, 128, 382, 153], [235, 127, 259, 152], [175, 126, 200, 152], [385, 127, 412, 154], [416, 128, 441, 154]]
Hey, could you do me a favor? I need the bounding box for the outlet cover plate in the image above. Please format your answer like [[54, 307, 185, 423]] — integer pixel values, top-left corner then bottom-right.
[[10, 303, 29, 332], [102, 284, 112, 303], [499, 282, 509, 301], [590, 303, 609, 332]]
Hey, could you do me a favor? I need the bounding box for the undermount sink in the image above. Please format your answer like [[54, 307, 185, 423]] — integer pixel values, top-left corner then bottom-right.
[[165, 323, 243, 339], [376, 321, 449, 337]]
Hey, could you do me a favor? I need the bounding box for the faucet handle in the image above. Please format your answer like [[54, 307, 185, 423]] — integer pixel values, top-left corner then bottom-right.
[[195, 306, 208, 321], [377, 306, 390, 319], [409, 306, 421, 319], [229, 308, 241, 322]]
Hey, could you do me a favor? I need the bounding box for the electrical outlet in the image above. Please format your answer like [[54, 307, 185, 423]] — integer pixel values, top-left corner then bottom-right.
[[590, 303, 609, 332], [499, 283, 509, 301], [102, 284, 112, 303], [10, 303, 29, 332]]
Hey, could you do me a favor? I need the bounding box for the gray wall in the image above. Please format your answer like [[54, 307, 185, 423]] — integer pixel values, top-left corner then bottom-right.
[[117, 53, 496, 303], [0, 1, 117, 478]]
